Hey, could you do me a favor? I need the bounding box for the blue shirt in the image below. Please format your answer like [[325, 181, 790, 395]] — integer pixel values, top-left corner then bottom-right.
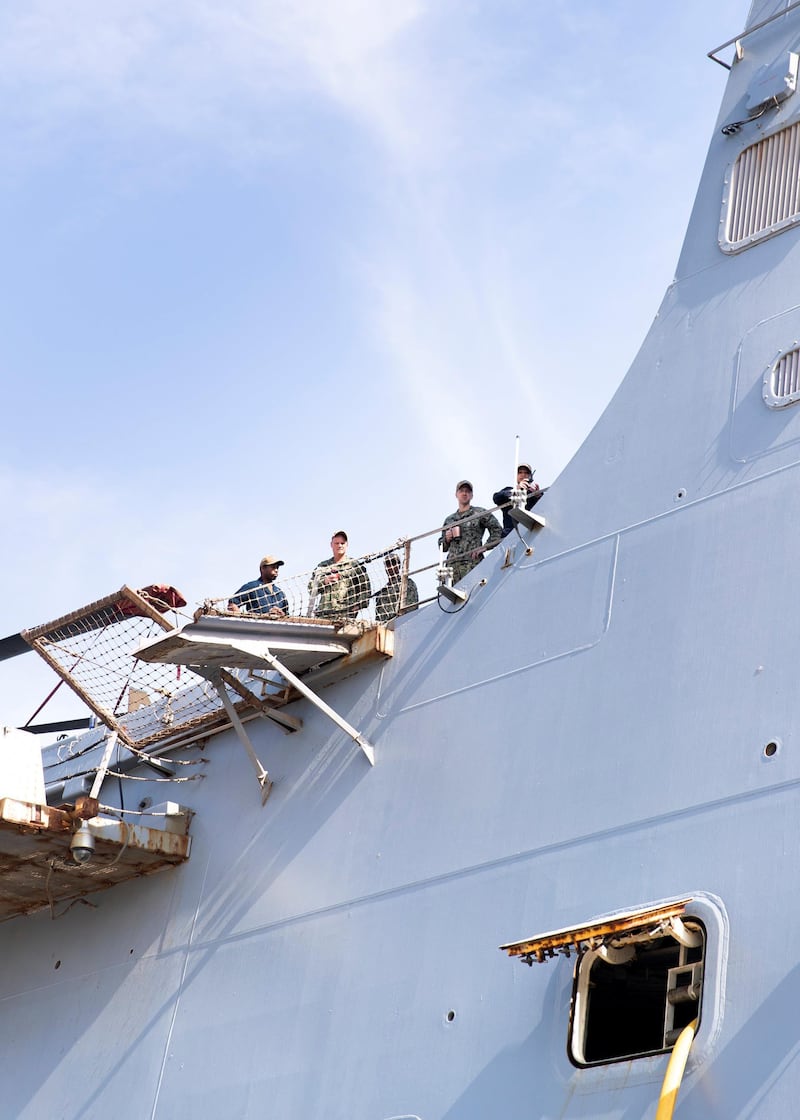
[[229, 578, 289, 615]]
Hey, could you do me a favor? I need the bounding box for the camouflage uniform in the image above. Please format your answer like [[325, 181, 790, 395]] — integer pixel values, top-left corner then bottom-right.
[[310, 557, 372, 620], [439, 507, 503, 583], [375, 576, 420, 624]]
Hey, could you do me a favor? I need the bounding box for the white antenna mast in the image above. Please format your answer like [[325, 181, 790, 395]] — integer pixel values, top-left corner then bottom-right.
[[508, 434, 547, 533]]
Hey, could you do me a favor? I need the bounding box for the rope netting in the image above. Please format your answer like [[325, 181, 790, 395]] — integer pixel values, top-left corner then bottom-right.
[[207, 501, 523, 624], [22, 587, 277, 749], [205, 535, 456, 625], [23, 508, 518, 747]]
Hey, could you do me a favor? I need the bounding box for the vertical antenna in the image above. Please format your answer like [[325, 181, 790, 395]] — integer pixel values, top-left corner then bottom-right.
[[514, 435, 520, 480]]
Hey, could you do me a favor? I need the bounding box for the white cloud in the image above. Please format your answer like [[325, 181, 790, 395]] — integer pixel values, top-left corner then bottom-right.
[[0, 0, 443, 173]]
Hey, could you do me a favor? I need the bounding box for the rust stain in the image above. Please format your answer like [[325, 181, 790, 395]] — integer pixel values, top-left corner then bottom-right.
[[0, 797, 191, 924], [73, 796, 100, 820], [500, 899, 692, 961]]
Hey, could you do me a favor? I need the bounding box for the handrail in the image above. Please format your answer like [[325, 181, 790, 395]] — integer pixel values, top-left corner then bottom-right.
[[203, 499, 519, 622], [708, 0, 800, 69], [388, 500, 511, 549], [655, 1018, 698, 1120]]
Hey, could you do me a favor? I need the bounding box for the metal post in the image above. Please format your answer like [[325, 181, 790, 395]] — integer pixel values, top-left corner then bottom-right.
[[89, 730, 120, 801], [198, 669, 273, 803], [400, 539, 412, 614]]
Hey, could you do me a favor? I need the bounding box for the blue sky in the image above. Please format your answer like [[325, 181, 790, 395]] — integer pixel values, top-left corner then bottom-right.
[[1, 0, 738, 725]]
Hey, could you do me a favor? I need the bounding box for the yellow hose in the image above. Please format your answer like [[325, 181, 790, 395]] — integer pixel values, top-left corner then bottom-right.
[[655, 1019, 698, 1120]]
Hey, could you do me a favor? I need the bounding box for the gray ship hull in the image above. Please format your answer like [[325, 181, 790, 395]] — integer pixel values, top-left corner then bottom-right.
[[3, 2, 800, 1117]]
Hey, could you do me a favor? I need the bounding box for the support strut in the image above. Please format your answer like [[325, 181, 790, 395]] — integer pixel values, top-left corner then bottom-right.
[[198, 668, 273, 803], [240, 643, 375, 765]]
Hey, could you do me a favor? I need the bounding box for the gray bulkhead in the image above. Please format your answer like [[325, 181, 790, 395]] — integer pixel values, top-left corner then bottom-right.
[[2, 3, 800, 1117]]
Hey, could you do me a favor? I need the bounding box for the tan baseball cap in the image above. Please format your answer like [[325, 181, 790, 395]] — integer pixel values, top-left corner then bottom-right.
[[260, 555, 284, 567]]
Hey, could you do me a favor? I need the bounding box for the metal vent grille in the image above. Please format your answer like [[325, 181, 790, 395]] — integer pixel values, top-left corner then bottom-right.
[[764, 345, 800, 408], [723, 122, 800, 251]]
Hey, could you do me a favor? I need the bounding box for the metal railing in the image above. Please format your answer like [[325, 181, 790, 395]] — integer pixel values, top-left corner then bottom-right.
[[708, 0, 800, 69], [204, 500, 521, 626]]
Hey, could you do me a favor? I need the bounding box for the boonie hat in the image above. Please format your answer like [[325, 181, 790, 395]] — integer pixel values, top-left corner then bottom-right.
[[260, 555, 284, 567]]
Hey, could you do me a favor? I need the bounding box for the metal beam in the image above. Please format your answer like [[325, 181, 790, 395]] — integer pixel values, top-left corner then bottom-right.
[[196, 669, 273, 804], [88, 731, 120, 801], [135, 619, 377, 768], [235, 641, 375, 766], [219, 669, 303, 734]]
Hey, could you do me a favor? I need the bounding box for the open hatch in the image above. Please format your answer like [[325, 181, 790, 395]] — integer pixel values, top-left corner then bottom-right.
[[501, 898, 705, 1066]]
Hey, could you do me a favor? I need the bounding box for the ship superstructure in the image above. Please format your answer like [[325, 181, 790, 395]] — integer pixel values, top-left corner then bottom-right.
[[4, 3, 800, 1117]]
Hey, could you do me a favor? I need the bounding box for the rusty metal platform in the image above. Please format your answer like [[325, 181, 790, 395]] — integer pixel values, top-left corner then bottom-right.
[[0, 797, 191, 922]]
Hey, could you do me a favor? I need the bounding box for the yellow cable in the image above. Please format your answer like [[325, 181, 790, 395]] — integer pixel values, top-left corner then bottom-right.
[[655, 1019, 698, 1120]]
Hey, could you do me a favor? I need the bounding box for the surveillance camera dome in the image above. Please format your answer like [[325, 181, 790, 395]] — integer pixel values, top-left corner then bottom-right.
[[70, 824, 95, 865]]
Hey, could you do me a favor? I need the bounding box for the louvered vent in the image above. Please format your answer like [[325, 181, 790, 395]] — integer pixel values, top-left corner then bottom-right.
[[722, 122, 800, 251], [763, 345, 800, 408]]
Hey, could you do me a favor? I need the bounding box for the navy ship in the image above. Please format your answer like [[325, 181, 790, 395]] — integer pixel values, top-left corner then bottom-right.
[[3, 2, 800, 1116]]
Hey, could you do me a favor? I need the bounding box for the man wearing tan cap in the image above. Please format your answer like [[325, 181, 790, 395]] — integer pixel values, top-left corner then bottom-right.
[[228, 555, 289, 617]]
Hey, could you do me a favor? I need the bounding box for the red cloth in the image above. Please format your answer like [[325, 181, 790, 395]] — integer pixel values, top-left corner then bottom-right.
[[115, 585, 187, 617]]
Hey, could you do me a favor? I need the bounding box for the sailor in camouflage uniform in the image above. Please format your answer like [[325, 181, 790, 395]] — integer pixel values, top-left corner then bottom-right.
[[309, 530, 372, 620], [375, 553, 419, 624], [439, 480, 503, 584]]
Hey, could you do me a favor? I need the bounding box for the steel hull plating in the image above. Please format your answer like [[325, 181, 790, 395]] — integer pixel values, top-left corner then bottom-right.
[[4, 3, 800, 1117]]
